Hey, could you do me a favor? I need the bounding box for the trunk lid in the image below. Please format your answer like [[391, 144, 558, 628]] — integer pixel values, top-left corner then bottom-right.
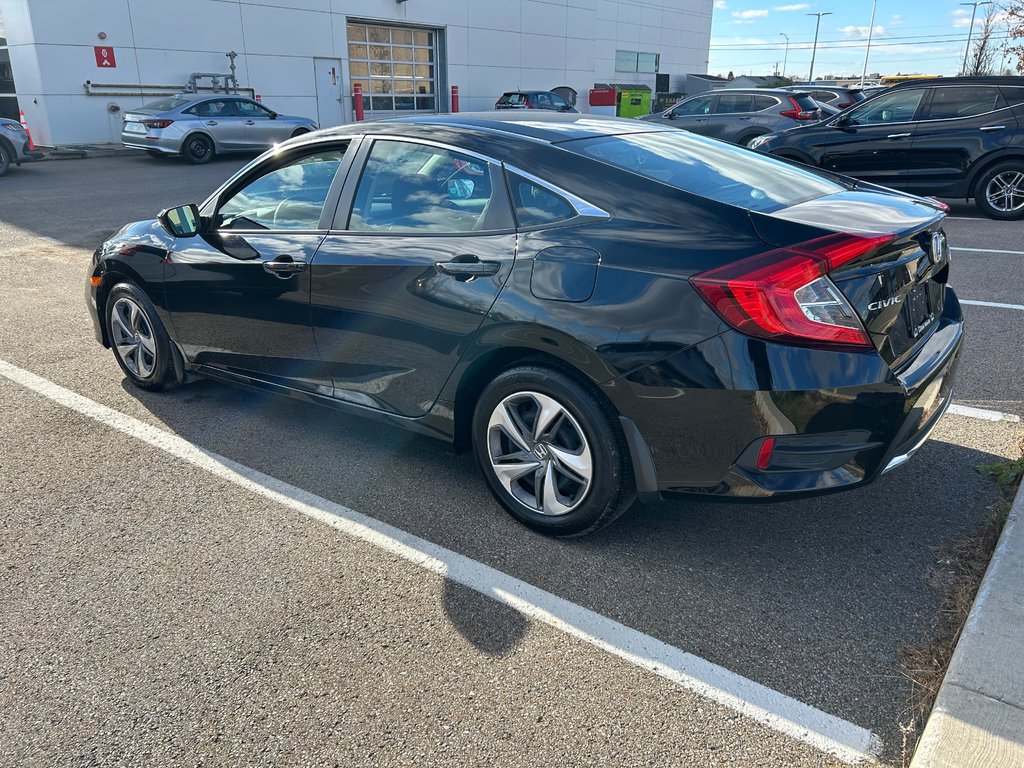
[[751, 190, 950, 369]]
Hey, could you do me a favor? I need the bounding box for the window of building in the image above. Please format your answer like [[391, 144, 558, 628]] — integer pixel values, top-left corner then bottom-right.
[[615, 50, 659, 74], [347, 22, 438, 116]]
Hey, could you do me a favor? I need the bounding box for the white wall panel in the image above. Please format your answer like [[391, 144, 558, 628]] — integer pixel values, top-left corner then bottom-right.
[[0, 0, 711, 145]]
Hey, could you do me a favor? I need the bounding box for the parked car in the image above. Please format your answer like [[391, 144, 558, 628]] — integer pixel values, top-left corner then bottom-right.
[[810, 99, 842, 118], [750, 76, 1024, 219], [495, 91, 578, 112], [0, 116, 43, 177], [121, 94, 318, 164], [87, 113, 961, 536], [783, 85, 865, 110], [638, 88, 823, 147]]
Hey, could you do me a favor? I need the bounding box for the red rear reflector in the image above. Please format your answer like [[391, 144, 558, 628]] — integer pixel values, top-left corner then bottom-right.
[[756, 438, 775, 470], [141, 119, 173, 129], [690, 233, 895, 349]]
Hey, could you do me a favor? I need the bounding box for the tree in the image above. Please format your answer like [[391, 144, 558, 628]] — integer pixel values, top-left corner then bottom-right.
[[727, 70, 734, 80], [965, 6, 999, 75], [1007, 1, 1024, 74]]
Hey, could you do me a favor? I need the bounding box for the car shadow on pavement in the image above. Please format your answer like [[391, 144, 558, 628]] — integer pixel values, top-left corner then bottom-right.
[[121, 375, 1005, 761]]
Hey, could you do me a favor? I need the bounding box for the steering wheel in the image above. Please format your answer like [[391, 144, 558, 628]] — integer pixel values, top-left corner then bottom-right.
[[271, 196, 302, 228]]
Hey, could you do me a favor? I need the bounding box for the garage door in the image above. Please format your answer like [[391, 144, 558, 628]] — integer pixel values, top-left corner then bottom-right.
[[347, 22, 438, 118]]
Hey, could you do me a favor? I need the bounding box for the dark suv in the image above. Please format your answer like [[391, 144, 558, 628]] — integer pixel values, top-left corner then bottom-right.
[[638, 89, 822, 147], [752, 77, 1024, 219], [495, 91, 577, 112]]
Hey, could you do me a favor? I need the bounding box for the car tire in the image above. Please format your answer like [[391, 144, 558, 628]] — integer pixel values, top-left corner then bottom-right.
[[472, 365, 636, 537], [182, 134, 214, 165], [974, 162, 1024, 221], [0, 144, 11, 177], [105, 282, 180, 392]]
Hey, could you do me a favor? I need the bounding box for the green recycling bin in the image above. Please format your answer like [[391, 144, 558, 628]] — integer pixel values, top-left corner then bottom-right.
[[617, 88, 651, 118]]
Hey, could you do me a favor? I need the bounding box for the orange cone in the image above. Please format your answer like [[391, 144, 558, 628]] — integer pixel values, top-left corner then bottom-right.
[[19, 109, 34, 150]]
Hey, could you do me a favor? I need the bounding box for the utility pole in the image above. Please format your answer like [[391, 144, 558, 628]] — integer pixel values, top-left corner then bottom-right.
[[780, 33, 790, 78], [860, 0, 878, 87], [960, 2, 992, 75], [806, 12, 832, 84]]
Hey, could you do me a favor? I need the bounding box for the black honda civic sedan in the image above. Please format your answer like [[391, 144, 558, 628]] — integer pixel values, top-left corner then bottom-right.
[[86, 113, 963, 536]]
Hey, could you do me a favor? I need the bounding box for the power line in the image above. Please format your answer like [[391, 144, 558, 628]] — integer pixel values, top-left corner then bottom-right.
[[709, 34, 1014, 51]]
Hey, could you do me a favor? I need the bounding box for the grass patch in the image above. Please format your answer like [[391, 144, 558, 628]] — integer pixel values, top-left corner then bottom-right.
[[896, 442, 1022, 766]]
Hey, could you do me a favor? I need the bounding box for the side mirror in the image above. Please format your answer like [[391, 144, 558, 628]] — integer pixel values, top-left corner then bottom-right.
[[158, 203, 201, 238], [269, 111, 278, 120], [834, 113, 851, 128], [666, 110, 676, 119]]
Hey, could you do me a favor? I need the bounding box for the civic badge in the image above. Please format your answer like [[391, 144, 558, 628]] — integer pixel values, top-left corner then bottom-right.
[[930, 231, 947, 265]]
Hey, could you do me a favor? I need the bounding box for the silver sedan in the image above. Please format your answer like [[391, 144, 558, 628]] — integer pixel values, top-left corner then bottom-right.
[[121, 95, 317, 164]]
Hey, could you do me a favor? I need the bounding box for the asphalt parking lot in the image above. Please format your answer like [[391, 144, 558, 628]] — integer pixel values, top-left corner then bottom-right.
[[1, 154, 1022, 766]]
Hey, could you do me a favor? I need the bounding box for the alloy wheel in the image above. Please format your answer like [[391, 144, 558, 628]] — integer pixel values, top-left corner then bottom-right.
[[985, 170, 1024, 213], [486, 391, 593, 516], [110, 296, 157, 379]]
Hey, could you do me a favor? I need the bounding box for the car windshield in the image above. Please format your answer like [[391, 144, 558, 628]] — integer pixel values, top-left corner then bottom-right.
[[562, 130, 843, 213], [140, 97, 192, 112]]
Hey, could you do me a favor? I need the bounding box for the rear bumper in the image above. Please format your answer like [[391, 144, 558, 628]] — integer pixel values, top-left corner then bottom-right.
[[122, 132, 181, 154], [607, 286, 964, 500]]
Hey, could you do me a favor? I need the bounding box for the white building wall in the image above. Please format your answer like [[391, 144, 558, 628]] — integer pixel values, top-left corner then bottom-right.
[[0, 0, 713, 146]]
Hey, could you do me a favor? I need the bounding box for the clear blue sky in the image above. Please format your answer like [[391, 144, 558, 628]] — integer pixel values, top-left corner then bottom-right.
[[708, 1, 1015, 80]]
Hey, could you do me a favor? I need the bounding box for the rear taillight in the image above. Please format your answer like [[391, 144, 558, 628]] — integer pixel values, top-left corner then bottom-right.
[[141, 119, 173, 129], [690, 233, 895, 349], [779, 97, 818, 121]]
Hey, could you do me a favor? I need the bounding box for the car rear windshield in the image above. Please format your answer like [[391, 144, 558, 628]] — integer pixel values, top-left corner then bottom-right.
[[140, 97, 192, 112], [497, 93, 527, 106], [788, 93, 820, 112], [562, 130, 844, 213]]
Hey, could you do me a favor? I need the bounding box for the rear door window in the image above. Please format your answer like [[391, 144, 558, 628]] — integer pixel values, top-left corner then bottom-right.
[[715, 94, 754, 114], [921, 86, 1006, 120]]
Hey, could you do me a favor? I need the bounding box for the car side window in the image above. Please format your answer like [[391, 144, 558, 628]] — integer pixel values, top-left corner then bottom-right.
[[191, 99, 237, 118], [349, 140, 507, 233], [507, 172, 576, 227], [753, 95, 778, 112], [673, 96, 713, 116], [216, 147, 348, 230], [535, 93, 553, 109], [551, 93, 567, 110], [922, 87, 1006, 120], [845, 89, 925, 126], [1002, 87, 1024, 107], [715, 94, 753, 114], [236, 100, 274, 118]]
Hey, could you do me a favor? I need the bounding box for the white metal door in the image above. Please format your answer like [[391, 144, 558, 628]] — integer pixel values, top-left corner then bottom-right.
[[314, 58, 345, 128]]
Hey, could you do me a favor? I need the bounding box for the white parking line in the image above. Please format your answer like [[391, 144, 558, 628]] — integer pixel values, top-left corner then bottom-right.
[[949, 404, 1021, 423], [960, 299, 1024, 311], [951, 247, 1024, 256], [0, 358, 880, 764]]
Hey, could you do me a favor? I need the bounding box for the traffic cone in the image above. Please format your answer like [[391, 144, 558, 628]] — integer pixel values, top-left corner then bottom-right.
[[19, 109, 34, 150]]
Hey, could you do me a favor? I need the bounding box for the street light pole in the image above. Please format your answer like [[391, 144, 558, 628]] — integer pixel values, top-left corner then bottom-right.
[[860, 0, 878, 87], [780, 33, 790, 78], [806, 12, 832, 84], [960, 2, 993, 75]]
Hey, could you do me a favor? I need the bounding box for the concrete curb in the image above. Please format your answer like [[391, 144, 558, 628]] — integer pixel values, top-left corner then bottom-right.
[[910, 477, 1024, 767]]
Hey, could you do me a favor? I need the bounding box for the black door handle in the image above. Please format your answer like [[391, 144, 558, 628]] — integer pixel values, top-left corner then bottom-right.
[[263, 255, 307, 278], [435, 258, 501, 280]]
